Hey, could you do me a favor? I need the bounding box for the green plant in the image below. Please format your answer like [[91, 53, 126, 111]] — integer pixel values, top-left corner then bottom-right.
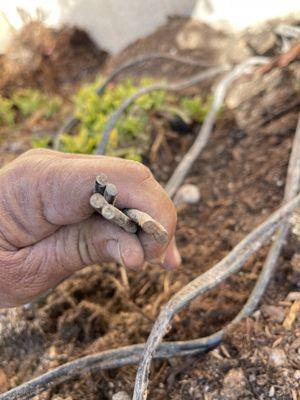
[[180, 96, 210, 123], [0, 96, 15, 126], [59, 77, 168, 161], [31, 77, 212, 161], [32, 134, 52, 148], [44, 96, 63, 118], [59, 128, 101, 154], [12, 89, 62, 119]]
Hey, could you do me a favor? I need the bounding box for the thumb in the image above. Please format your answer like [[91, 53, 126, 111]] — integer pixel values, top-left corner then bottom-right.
[[0, 216, 144, 307], [162, 237, 181, 269]]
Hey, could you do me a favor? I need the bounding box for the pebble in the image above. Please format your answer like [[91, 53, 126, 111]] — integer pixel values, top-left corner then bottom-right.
[[269, 385, 275, 397], [290, 214, 300, 238], [112, 391, 130, 400], [246, 31, 277, 55], [174, 184, 201, 207], [286, 292, 300, 301], [261, 305, 286, 323], [176, 20, 206, 50], [220, 368, 247, 399], [294, 370, 300, 380], [269, 348, 288, 367], [48, 345, 57, 360]]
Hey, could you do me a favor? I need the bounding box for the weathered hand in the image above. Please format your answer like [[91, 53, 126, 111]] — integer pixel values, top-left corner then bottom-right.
[[0, 149, 180, 307]]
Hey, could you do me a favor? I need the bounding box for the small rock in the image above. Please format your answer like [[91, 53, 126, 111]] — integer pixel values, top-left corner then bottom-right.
[[253, 310, 261, 320], [220, 368, 247, 399], [112, 391, 130, 400], [256, 375, 268, 386], [269, 348, 288, 367], [52, 397, 73, 400], [174, 184, 201, 207], [286, 292, 300, 302], [294, 370, 300, 380], [269, 385, 275, 397], [246, 31, 277, 55], [34, 391, 51, 400], [176, 20, 211, 50], [290, 213, 300, 239], [261, 305, 286, 323], [0, 368, 8, 392], [283, 300, 300, 329], [48, 345, 57, 360]]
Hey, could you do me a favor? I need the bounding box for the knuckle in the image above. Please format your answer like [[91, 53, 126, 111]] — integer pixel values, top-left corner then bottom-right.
[[3, 149, 53, 181], [123, 159, 153, 183], [18, 148, 50, 159], [5, 156, 48, 189], [137, 164, 154, 185]]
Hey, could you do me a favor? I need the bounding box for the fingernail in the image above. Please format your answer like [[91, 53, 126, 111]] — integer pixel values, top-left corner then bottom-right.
[[173, 246, 182, 267], [162, 246, 182, 270], [106, 240, 123, 265]]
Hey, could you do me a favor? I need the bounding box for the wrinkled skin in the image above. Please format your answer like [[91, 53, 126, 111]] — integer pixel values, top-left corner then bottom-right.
[[0, 149, 180, 307]]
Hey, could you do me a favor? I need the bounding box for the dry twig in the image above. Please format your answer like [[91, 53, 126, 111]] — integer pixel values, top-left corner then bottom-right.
[[90, 193, 137, 234], [275, 24, 300, 40], [282, 299, 300, 329], [95, 173, 108, 194], [104, 183, 118, 204], [165, 57, 269, 198], [96, 53, 212, 96], [92, 175, 169, 243], [123, 209, 168, 245], [102, 204, 138, 234], [0, 344, 203, 400], [230, 114, 300, 326]]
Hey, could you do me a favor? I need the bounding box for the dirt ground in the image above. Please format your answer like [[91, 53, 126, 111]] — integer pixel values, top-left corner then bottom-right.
[[0, 17, 300, 400]]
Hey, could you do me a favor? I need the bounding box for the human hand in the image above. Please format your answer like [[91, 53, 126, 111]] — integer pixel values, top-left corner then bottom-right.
[[0, 149, 180, 307]]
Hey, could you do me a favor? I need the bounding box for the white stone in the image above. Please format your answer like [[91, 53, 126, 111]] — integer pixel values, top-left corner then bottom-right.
[[269, 348, 288, 367], [112, 391, 130, 400], [174, 184, 201, 207]]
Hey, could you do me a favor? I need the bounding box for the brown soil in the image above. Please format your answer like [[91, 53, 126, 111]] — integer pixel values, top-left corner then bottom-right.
[[0, 18, 300, 400]]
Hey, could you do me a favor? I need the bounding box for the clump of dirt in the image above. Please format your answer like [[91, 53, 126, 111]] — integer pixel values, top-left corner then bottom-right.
[[0, 21, 108, 95], [0, 16, 300, 400]]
